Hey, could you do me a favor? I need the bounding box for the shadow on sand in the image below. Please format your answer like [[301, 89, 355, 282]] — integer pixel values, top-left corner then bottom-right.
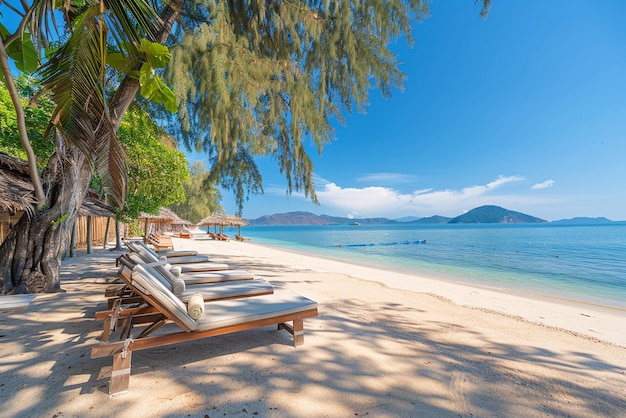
[[0, 249, 624, 417]]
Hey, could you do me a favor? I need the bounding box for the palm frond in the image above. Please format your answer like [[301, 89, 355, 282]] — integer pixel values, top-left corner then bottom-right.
[[38, 5, 128, 207], [104, 0, 163, 43], [95, 127, 127, 209], [32, 0, 164, 208], [39, 6, 106, 153]]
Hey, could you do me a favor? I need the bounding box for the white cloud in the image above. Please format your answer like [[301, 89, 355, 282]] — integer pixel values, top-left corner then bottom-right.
[[249, 174, 572, 220], [532, 179, 555, 190], [460, 175, 525, 197], [357, 172, 418, 183], [313, 175, 529, 218]]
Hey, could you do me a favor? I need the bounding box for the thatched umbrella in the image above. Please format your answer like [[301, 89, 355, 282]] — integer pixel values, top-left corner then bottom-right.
[[167, 212, 194, 235], [139, 207, 179, 238], [196, 213, 227, 233], [171, 217, 193, 226], [139, 207, 179, 222], [0, 173, 36, 244], [197, 213, 249, 236], [225, 214, 249, 236], [168, 211, 193, 227]]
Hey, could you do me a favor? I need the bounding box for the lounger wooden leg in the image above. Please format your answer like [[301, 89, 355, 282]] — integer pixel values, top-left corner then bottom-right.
[[102, 300, 122, 342], [102, 315, 113, 342], [119, 314, 134, 340], [278, 317, 305, 346], [293, 318, 304, 346], [110, 350, 132, 396]]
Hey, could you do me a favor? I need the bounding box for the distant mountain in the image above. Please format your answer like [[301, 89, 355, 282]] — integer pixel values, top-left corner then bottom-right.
[[321, 214, 397, 225], [409, 215, 451, 224], [551, 217, 615, 225], [249, 211, 334, 226], [448, 205, 547, 224], [395, 216, 421, 222], [247, 206, 550, 225]]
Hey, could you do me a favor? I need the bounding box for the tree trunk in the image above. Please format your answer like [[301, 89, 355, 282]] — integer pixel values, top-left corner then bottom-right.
[[103, 217, 111, 249], [70, 223, 77, 257], [0, 149, 92, 294], [114, 220, 123, 251], [86, 216, 93, 254]]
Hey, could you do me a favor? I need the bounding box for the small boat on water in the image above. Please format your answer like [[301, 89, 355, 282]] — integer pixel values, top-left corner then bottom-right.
[[349, 221, 361, 226]]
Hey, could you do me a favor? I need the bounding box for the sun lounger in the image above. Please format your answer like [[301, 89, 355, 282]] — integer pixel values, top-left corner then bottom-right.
[[99, 259, 274, 317], [127, 240, 208, 262], [117, 255, 272, 302], [153, 248, 199, 257], [207, 231, 230, 241], [91, 263, 318, 395], [125, 240, 229, 272], [235, 234, 251, 242], [128, 239, 210, 263], [120, 253, 254, 284], [146, 233, 174, 250]]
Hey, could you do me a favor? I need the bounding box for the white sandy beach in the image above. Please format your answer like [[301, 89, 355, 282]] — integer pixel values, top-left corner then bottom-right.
[[1, 235, 625, 417]]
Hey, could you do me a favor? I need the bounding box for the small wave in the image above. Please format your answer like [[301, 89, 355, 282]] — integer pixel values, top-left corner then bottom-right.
[[334, 240, 427, 248]]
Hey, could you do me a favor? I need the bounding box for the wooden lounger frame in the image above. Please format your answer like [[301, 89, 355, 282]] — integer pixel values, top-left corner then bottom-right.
[[91, 264, 317, 395], [92, 303, 317, 395]]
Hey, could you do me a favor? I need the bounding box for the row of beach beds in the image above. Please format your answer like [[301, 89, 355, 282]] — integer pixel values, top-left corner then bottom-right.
[[148, 231, 250, 249], [91, 239, 318, 396]]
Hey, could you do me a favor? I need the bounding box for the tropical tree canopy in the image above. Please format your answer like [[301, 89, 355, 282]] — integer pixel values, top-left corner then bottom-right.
[[0, 77, 55, 165], [0, 80, 190, 221], [116, 104, 190, 220], [168, 161, 223, 224]]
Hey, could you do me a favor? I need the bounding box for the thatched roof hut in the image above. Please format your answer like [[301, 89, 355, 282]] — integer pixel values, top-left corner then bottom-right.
[[0, 153, 115, 247], [0, 153, 37, 216]]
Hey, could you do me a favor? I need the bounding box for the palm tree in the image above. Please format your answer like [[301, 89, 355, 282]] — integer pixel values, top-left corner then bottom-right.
[[0, 0, 182, 293]]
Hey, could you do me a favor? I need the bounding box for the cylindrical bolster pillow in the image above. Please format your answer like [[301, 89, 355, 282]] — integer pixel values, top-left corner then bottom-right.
[[187, 292, 204, 320], [169, 265, 182, 277], [171, 277, 185, 297]]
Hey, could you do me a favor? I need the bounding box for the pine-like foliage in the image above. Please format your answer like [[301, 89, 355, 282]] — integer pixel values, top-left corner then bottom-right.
[[167, 0, 431, 207], [168, 161, 224, 223]]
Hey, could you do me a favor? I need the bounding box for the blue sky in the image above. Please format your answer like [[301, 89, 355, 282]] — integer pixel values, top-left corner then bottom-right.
[[191, 1, 626, 221], [6, 1, 622, 221]]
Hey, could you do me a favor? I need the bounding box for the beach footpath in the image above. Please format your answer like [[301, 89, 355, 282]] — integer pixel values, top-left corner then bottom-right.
[[0, 237, 624, 417]]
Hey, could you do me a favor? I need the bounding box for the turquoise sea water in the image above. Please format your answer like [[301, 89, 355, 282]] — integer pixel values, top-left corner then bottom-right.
[[226, 223, 626, 310]]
